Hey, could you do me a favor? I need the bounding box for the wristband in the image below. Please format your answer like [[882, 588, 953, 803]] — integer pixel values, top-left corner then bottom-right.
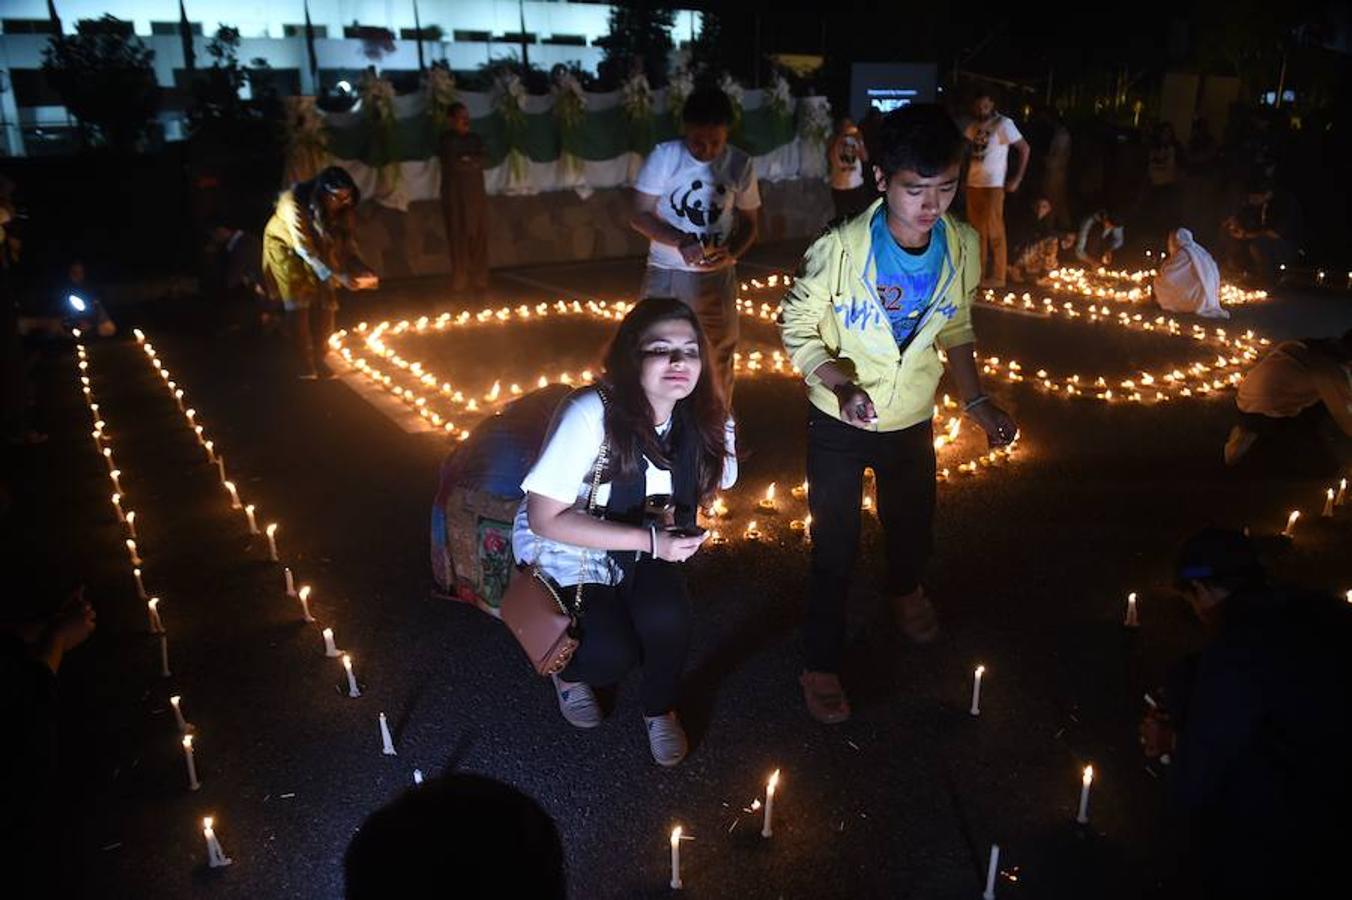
[[650, 525, 658, 558], [963, 394, 991, 413]]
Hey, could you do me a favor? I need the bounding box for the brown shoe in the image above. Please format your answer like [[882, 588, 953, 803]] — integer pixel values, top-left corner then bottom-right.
[[894, 587, 940, 644], [799, 671, 851, 724]]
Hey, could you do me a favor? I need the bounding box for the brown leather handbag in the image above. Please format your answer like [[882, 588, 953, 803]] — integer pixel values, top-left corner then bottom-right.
[[500, 435, 609, 676]]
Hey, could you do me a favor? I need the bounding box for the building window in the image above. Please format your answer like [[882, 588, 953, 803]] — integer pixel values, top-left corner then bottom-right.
[[495, 32, 538, 45], [283, 24, 328, 38], [452, 29, 491, 43], [399, 27, 443, 41], [2, 19, 59, 35], [9, 69, 62, 107], [74, 18, 134, 37], [542, 34, 587, 46], [151, 21, 203, 36]]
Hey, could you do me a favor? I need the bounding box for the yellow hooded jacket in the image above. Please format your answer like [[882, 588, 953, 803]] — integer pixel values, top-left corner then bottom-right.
[[778, 198, 980, 432]]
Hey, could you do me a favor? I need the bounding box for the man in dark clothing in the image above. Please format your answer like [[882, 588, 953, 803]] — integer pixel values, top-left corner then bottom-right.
[[437, 102, 489, 294], [1218, 180, 1301, 283], [1140, 529, 1352, 898]]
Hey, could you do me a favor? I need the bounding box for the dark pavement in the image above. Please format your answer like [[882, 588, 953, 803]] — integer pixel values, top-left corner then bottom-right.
[[6, 241, 1350, 899]]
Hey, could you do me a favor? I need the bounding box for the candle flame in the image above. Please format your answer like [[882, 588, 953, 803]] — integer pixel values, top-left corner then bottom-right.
[[767, 769, 780, 794], [202, 816, 213, 832], [170, 695, 181, 706], [1082, 765, 1094, 785], [266, 523, 278, 537], [148, 597, 159, 611], [323, 627, 333, 639], [299, 586, 311, 601], [670, 826, 682, 846], [183, 734, 193, 750], [975, 664, 985, 677], [342, 653, 353, 671], [765, 482, 776, 501]]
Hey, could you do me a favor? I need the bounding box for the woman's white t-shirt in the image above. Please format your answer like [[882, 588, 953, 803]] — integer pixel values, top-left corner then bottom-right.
[[513, 388, 738, 587]]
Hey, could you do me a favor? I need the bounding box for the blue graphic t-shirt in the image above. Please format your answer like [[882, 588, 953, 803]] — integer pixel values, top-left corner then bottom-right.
[[870, 208, 947, 347]]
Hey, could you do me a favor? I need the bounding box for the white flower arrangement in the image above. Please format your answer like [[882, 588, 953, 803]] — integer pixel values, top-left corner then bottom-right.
[[551, 69, 588, 131], [768, 72, 793, 122], [667, 67, 694, 120], [492, 71, 531, 194], [424, 64, 459, 133], [718, 72, 744, 124], [358, 71, 397, 125], [621, 72, 653, 121], [799, 94, 833, 146]]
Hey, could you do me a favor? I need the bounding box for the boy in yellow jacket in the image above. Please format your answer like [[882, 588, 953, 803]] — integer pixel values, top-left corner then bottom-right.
[[778, 104, 1016, 724]]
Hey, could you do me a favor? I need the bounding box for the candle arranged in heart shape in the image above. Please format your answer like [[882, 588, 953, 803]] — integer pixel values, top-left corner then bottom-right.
[[1124, 592, 1139, 627], [202, 817, 233, 868], [182, 734, 201, 791], [244, 504, 259, 535], [1076, 765, 1094, 824], [1281, 510, 1300, 538], [379, 713, 397, 756], [147, 597, 164, 634], [265, 523, 279, 561], [669, 826, 684, 890], [224, 480, 242, 510], [761, 769, 781, 838], [757, 483, 778, 512], [970, 665, 985, 716], [342, 654, 362, 698]]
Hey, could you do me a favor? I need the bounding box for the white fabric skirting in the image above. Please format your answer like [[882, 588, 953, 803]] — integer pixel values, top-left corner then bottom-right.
[[339, 138, 825, 211]]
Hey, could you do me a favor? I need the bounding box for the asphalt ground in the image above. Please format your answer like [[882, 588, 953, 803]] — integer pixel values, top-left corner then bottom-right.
[[4, 240, 1349, 899]]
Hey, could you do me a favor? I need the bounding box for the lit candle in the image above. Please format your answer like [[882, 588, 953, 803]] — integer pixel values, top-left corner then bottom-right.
[[112, 493, 126, 523], [159, 633, 171, 678], [1124, 592, 1139, 628], [203, 816, 233, 868], [761, 769, 780, 837], [244, 504, 259, 535], [182, 734, 200, 791], [379, 712, 397, 755], [757, 482, 778, 512], [126, 538, 143, 567], [203, 440, 215, 462], [265, 523, 279, 561], [174, 389, 184, 411], [125, 510, 137, 540], [743, 520, 761, 541], [133, 567, 147, 600], [669, 826, 683, 890], [185, 408, 196, 426], [982, 843, 1000, 899], [1337, 478, 1348, 507], [169, 694, 191, 733], [147, 597, 164, 634], [215, 456, 227, 486], [342, 653, 362, 698], [110, 469, 122, 493], [1281, 510, 1300, 538], [298, 585, 316, 622], [969, 665, 985, 716], [102, 446, 114, 471], [322, 627, 340, 657], [1075, 765, 1094, 824], [194, 425, 205, 445], [790, 480, 808, 500], [1323, 488, 1335, 518], [224, 481, 242, 510], [284, 567, 297, 596], [710, 496, 729, 518], [707, 529, 725, 546]]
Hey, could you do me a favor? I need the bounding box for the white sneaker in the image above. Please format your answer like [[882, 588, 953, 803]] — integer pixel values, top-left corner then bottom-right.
[[551, 675, 602, 729], [643, 712, 688, 767]]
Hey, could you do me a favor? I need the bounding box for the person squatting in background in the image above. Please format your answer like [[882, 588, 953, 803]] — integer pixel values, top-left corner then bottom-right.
[[261, 166, 379, 380]]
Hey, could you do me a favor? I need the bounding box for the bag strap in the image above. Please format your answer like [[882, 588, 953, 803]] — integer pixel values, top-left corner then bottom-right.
[[573, 388, 611, 617]]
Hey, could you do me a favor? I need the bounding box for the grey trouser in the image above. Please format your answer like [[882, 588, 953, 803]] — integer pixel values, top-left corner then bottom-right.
[[640, 264, 738, 404]]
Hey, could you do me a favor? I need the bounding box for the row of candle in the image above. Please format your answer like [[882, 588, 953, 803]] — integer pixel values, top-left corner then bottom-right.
[[122, 329, 423, 867], [1044, 265, 1270, 308]]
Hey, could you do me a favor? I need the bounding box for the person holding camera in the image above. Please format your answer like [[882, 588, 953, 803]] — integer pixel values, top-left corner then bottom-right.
[[513, 297, 737, 766]]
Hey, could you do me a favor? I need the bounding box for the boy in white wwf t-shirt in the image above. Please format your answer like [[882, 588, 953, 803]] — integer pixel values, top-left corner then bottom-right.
[[629, 86, 761, 404]]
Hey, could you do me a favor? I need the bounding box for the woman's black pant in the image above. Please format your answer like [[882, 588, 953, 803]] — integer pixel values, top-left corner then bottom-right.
[[804, 406, 936, 673], [560, 558, 691, 717]]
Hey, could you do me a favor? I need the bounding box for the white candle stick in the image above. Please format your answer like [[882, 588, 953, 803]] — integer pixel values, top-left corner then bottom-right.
[[215, 456, 227, 485], [761, 769, 780, 838], [174, 389, 184, 411], [669, 826, 683, 890], [296, 584, 316, 622], [193, 425, 205, 445], [102, 447, 115, 471], [1124, 592, 1139, 627], [322, 627, 340, 657], [133, 567, 147, 600], [111, 493, 126, 523], [147, 597, 164, 634], [203, 817, 233, 868], [342, 654, 362, 698], [1075, 765, 1094, 824], [125, 510, 137, 540], [185, 408, 196, 426], [224, 481, 242, 510], [159, 634, 171, 678], [204, 439, 215, 462], [1281, 510, 1301, 538], [970, 665, 985, 716], [757, 482, 778, 512], [244, 504, 259, 535], [284, 567, 297, 597], [1322, 488, 1335, 518], [982, 843, 1000, 900], [169, 694, 192, 733], [413, 769, 424, 784], [126, 538, 143, 567], [110, 469, 122, 493], [182, 735, 201, 791], [379, 712, 397, 755], [265, 523, 279, 561], [1336, 478, 1347, 507]]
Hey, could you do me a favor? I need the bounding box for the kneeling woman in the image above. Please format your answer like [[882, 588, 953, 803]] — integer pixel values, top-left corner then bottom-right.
[[513, 297, 736, 766]]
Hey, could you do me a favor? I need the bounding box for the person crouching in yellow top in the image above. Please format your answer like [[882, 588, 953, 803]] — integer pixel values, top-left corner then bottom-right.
[[262, 166, 379, 379], [778, 104, 1016, 725]]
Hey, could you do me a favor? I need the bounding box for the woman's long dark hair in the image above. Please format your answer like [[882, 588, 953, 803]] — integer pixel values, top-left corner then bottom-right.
[[601, 297, 729, 501], [293, 165, 361, 271]]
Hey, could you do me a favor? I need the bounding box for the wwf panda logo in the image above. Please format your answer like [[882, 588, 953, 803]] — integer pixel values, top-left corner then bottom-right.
[[668, 179, 728, 229]]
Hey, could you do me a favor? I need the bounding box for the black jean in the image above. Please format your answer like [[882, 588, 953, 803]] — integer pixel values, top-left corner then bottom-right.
[[805, 405, 936, 672], [559, 558, 691, 717]]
